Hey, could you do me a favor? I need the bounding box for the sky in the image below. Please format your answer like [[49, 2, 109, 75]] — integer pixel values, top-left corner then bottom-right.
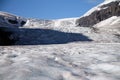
[[0, 0, 104, 19]]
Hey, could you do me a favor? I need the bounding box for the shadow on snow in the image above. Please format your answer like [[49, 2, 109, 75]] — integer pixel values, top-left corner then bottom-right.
[[16, 28, 92, 45]]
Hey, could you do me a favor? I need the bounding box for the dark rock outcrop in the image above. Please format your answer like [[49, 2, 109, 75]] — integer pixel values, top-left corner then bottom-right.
[[76, 1, 120, 27]]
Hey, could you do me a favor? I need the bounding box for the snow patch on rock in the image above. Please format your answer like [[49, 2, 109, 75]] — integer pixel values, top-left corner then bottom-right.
[[83, 0, 120, 17]]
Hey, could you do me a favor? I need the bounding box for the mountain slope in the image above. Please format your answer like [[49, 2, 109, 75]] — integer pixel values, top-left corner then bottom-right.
[[76, 0, 120, 27]]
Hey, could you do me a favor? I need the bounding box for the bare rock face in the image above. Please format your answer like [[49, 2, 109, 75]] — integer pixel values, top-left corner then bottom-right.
[[76, 1, 120, 27], [0, 11, 27, 45]]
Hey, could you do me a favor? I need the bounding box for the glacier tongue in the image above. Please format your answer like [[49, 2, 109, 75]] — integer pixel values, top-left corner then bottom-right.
[[24, 18, 78, 28], [19, 16, 120, 44], [53, 18, 77, 27]]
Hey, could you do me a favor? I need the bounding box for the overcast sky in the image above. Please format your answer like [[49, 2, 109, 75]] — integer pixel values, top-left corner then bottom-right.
[[0, 0, 104, 19]]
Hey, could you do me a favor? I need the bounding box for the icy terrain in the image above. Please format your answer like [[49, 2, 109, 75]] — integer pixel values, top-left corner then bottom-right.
[[18, 17, 120, 45], [0, 16, 119, 80], [0, 43, 120, 80], [0, 0, 120, 80]]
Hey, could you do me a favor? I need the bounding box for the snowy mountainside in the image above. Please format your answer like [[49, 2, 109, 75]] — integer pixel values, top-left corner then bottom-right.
[[94, 16, 120, 30], [53, 18, 77, 27], [25, 18, 53, 28], [0, 11, 27, 28], [77, 0, 120, 27], [0, 11, 27, 45], [25, 18, 77, 28], [83, 0, 120, 17]]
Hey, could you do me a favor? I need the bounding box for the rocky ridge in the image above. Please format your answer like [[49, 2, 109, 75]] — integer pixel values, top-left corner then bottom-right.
[[76, 0, 120, 27]]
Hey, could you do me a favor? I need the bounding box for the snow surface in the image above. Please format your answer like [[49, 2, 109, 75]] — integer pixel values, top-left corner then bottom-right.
[[0, 43, 120, 80], [94, 16, 120, 27], [94, 16, 120, 35]]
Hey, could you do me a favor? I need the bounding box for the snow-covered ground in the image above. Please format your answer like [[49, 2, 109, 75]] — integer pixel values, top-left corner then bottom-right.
[[0, 43, 120, 80]]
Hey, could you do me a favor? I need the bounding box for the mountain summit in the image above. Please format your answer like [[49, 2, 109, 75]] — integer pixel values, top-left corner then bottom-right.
[[76, 0, 120, 27]]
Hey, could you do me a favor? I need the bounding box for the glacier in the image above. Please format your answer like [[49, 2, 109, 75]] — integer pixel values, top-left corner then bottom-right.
[[0, 0, 120, 80]]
